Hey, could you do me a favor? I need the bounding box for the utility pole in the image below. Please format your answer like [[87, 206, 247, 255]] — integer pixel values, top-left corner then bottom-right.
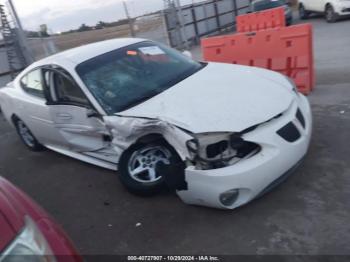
[[174, 0, 189, 50], [6, 0, 34, 64], [7, 0, 23, 32], [123, 0, 135, 37]]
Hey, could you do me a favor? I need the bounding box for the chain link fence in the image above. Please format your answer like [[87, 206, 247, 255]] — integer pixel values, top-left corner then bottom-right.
[[24, 1, 260, 61], [27, 11, 169, 61], [164, 0, 253, 49]]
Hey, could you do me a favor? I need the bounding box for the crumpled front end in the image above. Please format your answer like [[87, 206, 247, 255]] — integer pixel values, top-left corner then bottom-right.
[[177, 94, 312, 209], [103, 116, 194, 162], [106, 93, 312, 210]]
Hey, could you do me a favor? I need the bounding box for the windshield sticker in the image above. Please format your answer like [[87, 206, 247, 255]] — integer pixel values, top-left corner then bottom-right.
[[139, 46, 165, 56], [127, 50, 138, 56]]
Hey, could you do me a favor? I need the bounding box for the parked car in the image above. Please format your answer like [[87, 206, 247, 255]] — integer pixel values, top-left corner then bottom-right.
[[299, 0, 350, 22], [250, 0, 293, 25], [0, 38, 312, 210], [0, 177, 81, 261]]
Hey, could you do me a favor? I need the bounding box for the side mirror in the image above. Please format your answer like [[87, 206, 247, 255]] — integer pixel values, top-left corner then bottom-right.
[[182, 50, 193, 59], [86, 108, 100, 118]]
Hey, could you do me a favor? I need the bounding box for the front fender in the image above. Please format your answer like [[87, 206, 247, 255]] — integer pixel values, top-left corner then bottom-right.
[[103, 115, 194, 162]]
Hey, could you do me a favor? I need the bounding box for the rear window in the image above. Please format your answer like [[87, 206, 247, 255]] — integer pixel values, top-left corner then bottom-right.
[[20, 69, 45, 98]]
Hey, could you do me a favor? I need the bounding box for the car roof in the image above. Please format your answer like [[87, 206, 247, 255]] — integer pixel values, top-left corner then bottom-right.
[[33, 38, 146, 68]]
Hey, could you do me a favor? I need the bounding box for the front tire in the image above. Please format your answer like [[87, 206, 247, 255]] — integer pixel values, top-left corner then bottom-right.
[[326, 5, 338, 23], [118, 142, 181, 196], [14, 118, 45, 151]]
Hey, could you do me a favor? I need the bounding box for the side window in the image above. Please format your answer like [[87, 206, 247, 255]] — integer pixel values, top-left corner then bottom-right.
[[51, 70, 90, 106], [20, 69, 44, 98]]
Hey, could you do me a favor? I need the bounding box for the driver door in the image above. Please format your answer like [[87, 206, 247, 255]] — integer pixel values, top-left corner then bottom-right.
[[44, 67, 111, 153]]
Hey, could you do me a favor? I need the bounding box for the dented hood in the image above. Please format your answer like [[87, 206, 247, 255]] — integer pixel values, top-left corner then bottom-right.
[[119, 63, 294, 133]]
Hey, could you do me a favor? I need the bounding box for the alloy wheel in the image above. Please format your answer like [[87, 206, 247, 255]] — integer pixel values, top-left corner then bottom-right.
[[128, 145, 171, 184], [17, 120, 35, 147]]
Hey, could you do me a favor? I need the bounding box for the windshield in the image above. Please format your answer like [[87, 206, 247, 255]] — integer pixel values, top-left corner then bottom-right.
[[76, 41, 204, 114], [252, 0, 285, 11]]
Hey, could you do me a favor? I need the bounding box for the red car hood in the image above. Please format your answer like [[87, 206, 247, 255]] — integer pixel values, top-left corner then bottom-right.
[[0, 177, 81, 259], [0, 213, 17, 252], [0, 189, 23, 251], [0, 177, 49, 252]]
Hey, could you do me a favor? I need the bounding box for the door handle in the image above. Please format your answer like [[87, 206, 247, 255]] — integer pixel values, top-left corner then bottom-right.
[[56, 113, 72, 120]]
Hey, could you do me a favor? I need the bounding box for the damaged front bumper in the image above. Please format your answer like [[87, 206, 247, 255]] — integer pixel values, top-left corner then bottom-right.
[[177, 94, 312, 209]]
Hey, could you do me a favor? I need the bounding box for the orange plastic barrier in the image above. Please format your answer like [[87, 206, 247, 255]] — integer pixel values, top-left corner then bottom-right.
[[237, 7, 286, 33], [201, 24, 315, 95]]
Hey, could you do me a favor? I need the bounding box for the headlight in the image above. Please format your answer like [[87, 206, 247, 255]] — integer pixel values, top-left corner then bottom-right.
[[1, 216, 56, 262], [187, 132, 260, 170]]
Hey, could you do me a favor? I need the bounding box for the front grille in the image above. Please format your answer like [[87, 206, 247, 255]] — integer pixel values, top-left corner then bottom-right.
[[296, 109, 306, 128], [277, 122, 301, 142]]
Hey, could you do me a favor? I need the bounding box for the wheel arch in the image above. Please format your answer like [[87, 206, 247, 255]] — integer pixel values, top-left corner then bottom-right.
[[135, 133, 167, 145], [118, 132, 186, 165], [11, 114, 19, 123], [134, 133, 184, 160], [118, 132, 188, 193], [10, 114, 20, 128]]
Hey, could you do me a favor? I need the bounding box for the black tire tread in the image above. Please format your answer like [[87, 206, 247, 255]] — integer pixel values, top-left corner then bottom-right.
[[14, 118, 45, 152]]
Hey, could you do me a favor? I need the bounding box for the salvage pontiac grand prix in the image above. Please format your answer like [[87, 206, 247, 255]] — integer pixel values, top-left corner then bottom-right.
[[0, 38, 312, 209]]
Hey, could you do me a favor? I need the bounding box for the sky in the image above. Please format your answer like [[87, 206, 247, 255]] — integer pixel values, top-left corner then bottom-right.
[[7, 0, 202, 33]]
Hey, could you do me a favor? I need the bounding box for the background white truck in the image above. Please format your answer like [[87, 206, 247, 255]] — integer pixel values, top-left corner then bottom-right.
[[299, 0, 350, 22]]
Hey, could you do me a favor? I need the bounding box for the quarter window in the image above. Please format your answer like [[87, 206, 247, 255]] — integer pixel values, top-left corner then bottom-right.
[[20, 69, 44, 98]]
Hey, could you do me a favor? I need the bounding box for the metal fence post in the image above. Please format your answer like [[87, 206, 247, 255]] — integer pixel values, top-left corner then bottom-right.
[[161, 9, 171, 46], [191, 5, 199, 45], [213, 0, 221, 32], [7, 0, 34, 65], [233, 0, 238, 16], [175, 0, 189, 50]]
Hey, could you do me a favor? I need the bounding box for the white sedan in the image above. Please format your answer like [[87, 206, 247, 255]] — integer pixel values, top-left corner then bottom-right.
[[0, 38, 312, 209]]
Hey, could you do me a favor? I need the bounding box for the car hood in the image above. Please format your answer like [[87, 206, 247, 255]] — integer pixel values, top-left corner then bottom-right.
[[0, 212, 16, 252], [0, 187, 22, 251], [119, 62, 294, 133]]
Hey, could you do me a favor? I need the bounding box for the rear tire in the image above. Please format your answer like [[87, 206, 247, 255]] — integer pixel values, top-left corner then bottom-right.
[[299, 4, 309, 19], [326, 5, 338, 23], [14, 118, 45, 151], [118, 141, 181, 196]]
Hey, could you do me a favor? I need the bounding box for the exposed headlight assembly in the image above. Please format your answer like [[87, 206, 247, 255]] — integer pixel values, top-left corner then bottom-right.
[[186, 132, 260, 170], [1, 216, 56, 262]]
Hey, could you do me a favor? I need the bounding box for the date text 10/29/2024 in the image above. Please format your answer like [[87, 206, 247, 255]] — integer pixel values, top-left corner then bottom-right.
[[127, 256, 220, 261]]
